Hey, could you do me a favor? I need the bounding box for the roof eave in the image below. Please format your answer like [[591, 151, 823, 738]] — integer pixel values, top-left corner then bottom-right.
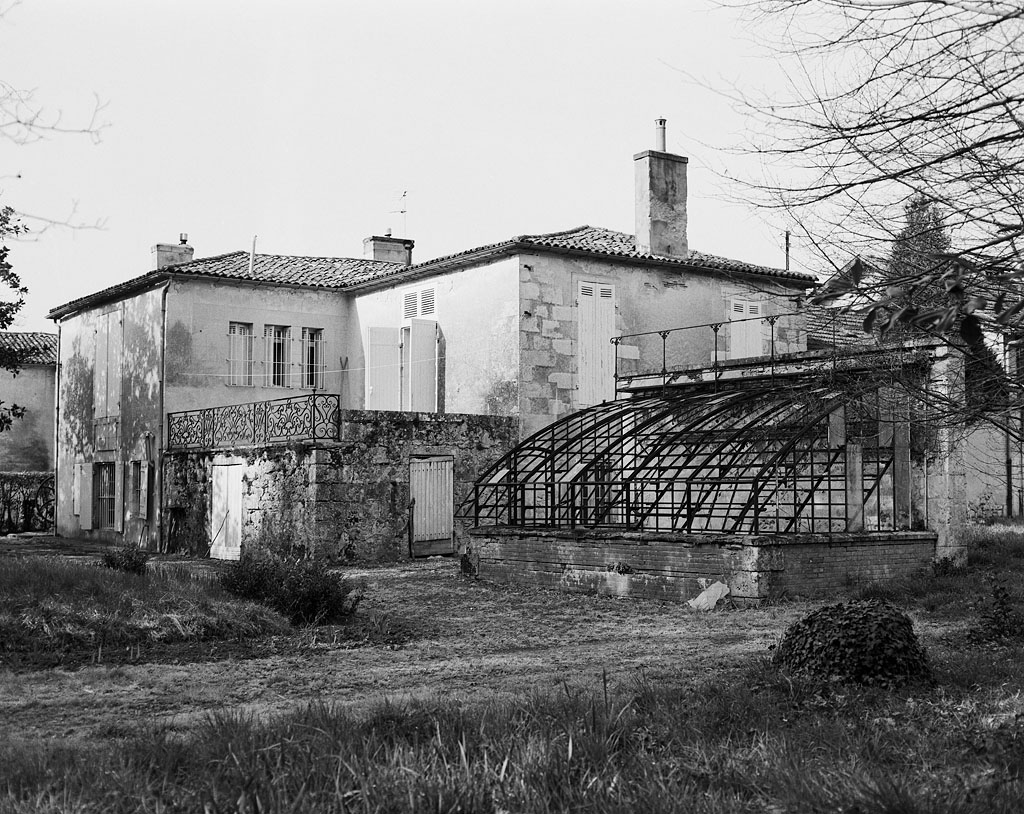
[[47, 271, 170, 321]]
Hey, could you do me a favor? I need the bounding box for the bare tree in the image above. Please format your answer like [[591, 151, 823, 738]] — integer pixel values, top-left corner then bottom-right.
[[725, 0, 1024, 331]]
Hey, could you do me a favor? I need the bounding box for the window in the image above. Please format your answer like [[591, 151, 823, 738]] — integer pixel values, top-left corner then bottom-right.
[[301, 328, 325, 389], [576, 281, 616, 408], [728, 300, 763, 359], [365, 319, 439, 412], [402, 287, 436, 320], [94, 309, 122, 418], [94, 463, 116, 530], [264, 325, 291, 387], [130, 461, 142, 514], [227, 322, 254, 386]]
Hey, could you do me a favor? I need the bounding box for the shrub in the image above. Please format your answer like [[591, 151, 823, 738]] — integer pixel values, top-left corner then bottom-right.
[[100, 545, 150, 576], [979, 577, 1023, 641], [220, 551, 362, 625], [773, 600, 931, 687]]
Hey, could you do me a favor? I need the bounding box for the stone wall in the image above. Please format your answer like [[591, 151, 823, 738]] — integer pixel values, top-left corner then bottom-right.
[[470, 527, 936, 603], [163, 410, 518, 561]]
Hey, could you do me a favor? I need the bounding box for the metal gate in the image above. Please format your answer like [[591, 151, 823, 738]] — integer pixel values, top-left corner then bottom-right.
[[410, 456, 454, 557]]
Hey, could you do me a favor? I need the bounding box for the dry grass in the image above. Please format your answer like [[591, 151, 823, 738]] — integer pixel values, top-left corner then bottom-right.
[[0, 555, 291, 666]]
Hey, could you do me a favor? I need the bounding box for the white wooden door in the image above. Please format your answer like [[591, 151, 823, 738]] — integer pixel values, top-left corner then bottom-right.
[[577, 281, 616, 407], [210, 464, 243, 560], [410, 456, 454, 557], [729, 300, 763, 359]]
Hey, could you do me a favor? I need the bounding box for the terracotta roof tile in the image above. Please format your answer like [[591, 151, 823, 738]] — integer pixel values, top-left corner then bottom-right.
[[0, 331, 58, 365], [394, 225, 817, 284], [174, 251, 404, 287]]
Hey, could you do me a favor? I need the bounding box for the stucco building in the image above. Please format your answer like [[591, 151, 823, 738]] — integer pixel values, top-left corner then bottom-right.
[[47, 127, 815, 555]]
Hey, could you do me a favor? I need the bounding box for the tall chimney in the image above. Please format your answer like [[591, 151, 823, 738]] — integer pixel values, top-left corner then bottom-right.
[[634, 119, 688, 258], [152, 234, 194, 269], [363, 234, 414, 266]]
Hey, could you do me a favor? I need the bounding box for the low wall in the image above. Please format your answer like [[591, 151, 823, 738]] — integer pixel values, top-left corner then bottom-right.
[[0, 471, 54, 533], [469, 527, 937, 603], [163, 410, 518, 561]]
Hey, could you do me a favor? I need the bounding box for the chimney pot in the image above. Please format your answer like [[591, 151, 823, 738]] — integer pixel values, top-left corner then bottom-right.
[[179, 232, 188, 245], [655, 118, 667, 152]]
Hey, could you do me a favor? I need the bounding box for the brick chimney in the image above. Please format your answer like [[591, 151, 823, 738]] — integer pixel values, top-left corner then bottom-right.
[[634, 119, 688, 258], [363, 231, 414, 266], [152, 233, 194, 269]]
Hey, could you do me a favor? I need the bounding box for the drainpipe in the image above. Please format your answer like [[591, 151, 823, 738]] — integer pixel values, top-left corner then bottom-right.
[[157, 281, 170, 551]]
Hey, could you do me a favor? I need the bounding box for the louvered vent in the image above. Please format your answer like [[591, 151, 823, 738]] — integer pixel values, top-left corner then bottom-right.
[[404, 292, 418, 319], [420, 288, 435, 315]]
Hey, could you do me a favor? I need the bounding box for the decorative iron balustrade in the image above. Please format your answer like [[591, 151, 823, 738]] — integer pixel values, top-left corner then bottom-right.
[[167, 394, 341, 450]]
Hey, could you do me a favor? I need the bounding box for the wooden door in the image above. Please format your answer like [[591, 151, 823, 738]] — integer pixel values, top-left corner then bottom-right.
[[210, 464, 243, 560], [410, 456, 454, 557]]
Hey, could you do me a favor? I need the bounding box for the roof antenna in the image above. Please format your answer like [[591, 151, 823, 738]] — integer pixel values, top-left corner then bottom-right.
[[785, 230, 791, 272], [249, 235, 257, 277], [389, 191, 408, 237]]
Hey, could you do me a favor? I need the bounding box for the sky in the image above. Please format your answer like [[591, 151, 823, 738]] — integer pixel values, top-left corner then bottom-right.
[[2, 0, 798, 333]]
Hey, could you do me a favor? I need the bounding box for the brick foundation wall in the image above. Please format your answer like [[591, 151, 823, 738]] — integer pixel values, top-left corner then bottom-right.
[[470, 527, 936, 603]]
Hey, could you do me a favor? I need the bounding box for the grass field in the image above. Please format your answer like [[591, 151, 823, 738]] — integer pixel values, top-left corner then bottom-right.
[[1, 529, 1023, 813]]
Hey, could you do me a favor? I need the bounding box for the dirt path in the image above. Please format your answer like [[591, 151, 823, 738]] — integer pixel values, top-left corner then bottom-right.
[[0, 546, 815, 743]]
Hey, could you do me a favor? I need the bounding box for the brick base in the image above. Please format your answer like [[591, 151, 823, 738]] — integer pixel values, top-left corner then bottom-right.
[[469, 527, 937, 603]]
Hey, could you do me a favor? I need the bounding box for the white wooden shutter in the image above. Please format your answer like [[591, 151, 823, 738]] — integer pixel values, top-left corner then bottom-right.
[[577, 281, 616, 407], [79, 464, 93, 530], [409, 319, 438, 412], [107, 311, 122, 417], [139, 460, 150, 520], [114, 461, 124, 532], [729, 299, 763, 359], [366, 327, 402, 410], [94, 319, 108, 416]]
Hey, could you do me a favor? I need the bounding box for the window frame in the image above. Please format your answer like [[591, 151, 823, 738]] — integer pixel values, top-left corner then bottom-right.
[[264, 325, 292, 388], [301, 327, 325, 390], [227, 322, 255, 387]]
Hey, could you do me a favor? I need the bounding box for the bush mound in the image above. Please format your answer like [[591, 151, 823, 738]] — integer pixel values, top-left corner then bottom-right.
[[101, 545, 150, 575], [219, 550, 362, 625], [773, 600, 930, 687]]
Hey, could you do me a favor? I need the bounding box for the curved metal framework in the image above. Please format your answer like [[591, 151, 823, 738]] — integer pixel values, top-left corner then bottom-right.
[[464, 379, 911, 535]]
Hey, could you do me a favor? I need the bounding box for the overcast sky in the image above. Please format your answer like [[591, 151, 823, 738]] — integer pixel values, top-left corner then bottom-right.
[[3, 0, 798, 332]]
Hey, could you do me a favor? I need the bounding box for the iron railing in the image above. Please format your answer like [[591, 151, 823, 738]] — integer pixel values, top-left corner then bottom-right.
[[167, 393, 341, 450], [612, 313, 789, 393]]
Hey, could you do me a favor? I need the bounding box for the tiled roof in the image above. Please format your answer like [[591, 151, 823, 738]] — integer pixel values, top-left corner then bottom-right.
[[48, 251, 405, 319], [49, 225, 813, 318], [805, 306, 874, 347], [175, 251, 405, 287], [0, 331, 58, 364], [393, 225, 817, 284]]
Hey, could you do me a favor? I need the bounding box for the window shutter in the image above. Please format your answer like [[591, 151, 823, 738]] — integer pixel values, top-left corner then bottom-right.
[[107, 312, 122, 417], [366, 327, 402, 410], [79, 464, 93, 530], [577, 281, 615, 407], [728, 299, 763, 359], [419, 288, 435, 316], [114, 461, 124, 532], [408, 319, 438, 412], [403, 292, 418, 319], [139, 460, 150, 520], [94, 320, 107, 416]]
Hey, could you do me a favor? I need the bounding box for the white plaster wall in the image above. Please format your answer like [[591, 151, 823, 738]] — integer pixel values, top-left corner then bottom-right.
[[163, 279, 348, 415], [0, 364, 55, 471], [350, 257, 520, 415]]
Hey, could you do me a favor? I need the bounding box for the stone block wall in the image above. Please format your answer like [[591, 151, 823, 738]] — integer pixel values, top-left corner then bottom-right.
[[470, 527, 936, 603], [163, 410, 518, 562]]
